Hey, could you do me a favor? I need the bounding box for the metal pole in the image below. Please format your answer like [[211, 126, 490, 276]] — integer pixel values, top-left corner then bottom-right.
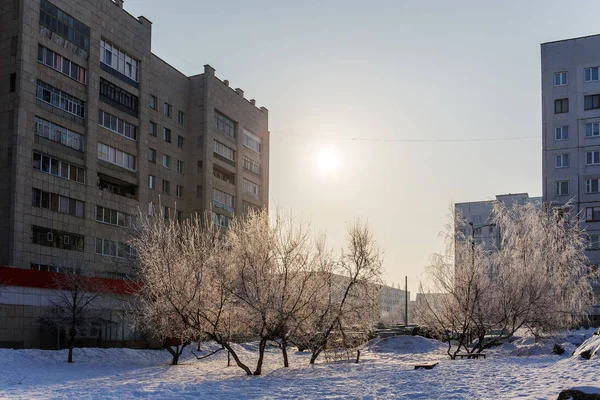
[[405, 275, 408, 326]]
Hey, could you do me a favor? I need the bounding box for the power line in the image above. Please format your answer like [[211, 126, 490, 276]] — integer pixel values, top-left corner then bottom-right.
[[270, 130, 541, 143]]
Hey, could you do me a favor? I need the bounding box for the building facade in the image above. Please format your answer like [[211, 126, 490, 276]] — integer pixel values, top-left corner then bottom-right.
[[541, 35, 600, 324], [0, 0, 269, 348], [455, 193, 541, 250]]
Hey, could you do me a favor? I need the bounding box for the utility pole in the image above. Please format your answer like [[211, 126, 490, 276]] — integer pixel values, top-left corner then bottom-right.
[[405, 275, 408, 327]]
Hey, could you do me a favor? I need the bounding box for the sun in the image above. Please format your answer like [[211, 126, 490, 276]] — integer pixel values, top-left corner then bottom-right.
[[317, 150, 340, 172]]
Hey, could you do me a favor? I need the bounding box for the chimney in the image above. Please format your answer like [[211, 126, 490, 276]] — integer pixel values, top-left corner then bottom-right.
[[223, 80, 229, 87], [235, 88, 244, 97], [250, 99, 256, 106], [114, 0, 124, 8]]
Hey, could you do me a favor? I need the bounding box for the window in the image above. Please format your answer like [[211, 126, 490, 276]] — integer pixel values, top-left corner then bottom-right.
[[37, 45, 86, 84], [176, 185, 184, 198], [148, 202, 153, 216], [590, 235, 600, 250], [243, 130, 262, 153], [214, 111, 236, 137], [555, 153, 570, 168], [585, 67, 600, 83], [586, 123, 600, 138], [243, 201, 260, 214], [554, 71, 568, 86], [214, 140, 235, 161], [177, 210, 184, 222], [34, 116, 83, 151], [585, 94, 600, 111], [587, 179, 600, 194], [148, 175, 155, 189], [164, 102, 172, 117], [555, 98, 569, 114], [177, 160, 184, 174], [32, 188, 84, 218], [178, 111, 185, 125], [150, 95, 157, 109], [36, 80, 84, 118], [39, 0, 90, 52], [33, 152, 85, 183], [10, 73, 16, 92], [95, 238, 135, 258], [96, 205, 128, 227], [148, 148, 156, 163], [197, 161, 203, 173], [196, 185, 202, 198], [213, 168, 234, 184], [213, 213, 229, 228], [149, 121, 157, 137], [243, 157, 260, 175], [555, 126, 568, 141], [98, 110, 137, 140], [213, 188, 234, 208], [100, 39, 139, 82], [243, 179, 260, 197], [587, 151, 600, 165], [99, 78, 138, 116], [162, 180, 170, 195], [177, 135, 185, 149], [473, 215, 482, 223], [162, 206, 169, 220], [163, 128, 171, 143], [587, 207, 600, 222], [162, 154, 171, 168], [31, 225, 84, 251], [97, 143, 136, 171]]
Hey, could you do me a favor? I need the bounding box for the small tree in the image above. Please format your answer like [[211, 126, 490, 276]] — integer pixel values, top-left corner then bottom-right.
[[42, 261, 105, 363], [292, 220, 383, 364]]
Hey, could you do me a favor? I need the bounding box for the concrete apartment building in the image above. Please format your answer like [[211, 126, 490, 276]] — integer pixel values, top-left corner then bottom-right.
[[455, 193, 541, 250], [0, 0, 269, 348], [541, 35, 600, 324]]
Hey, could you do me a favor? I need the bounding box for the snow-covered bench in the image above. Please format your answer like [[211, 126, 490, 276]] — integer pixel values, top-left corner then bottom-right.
[[455, 353, 486, 359]]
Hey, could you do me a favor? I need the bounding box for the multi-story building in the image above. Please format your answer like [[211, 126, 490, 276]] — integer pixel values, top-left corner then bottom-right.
[[379, 284, 410, 326], [455, 193, 541, 250], [541, 35, 600, 325], [0, 0, 269, 348]]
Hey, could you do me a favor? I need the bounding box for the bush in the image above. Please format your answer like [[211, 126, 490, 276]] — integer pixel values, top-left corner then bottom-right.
[[552, 344, 565, 355]]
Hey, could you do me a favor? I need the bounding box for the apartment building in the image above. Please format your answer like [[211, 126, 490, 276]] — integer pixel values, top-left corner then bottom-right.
[[0, 0, 269, 348], [541, 35, 600, 325], [455, 193, 541, 250]]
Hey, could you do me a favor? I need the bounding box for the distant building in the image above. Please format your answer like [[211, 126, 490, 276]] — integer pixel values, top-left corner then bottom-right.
[[455, 193, 541, 249], [0, 0, 269, 348], [379, 284, 409, 326]]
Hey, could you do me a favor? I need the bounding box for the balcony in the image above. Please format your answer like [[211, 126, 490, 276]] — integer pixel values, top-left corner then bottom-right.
[[97, 173, 138, 200]]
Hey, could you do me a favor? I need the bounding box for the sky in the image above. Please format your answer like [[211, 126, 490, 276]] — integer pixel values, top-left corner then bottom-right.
[[122, 0, 599, 295]]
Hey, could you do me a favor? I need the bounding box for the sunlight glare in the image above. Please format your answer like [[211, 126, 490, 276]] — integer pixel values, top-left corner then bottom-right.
[[317, 150, 340, 172]]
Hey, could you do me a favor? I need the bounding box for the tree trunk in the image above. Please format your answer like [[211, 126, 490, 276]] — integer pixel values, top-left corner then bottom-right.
[[227, 350, 231, 367], [222, 343, 251, 375], [355, 349, 361, 363], [281, 338, 289, 368], [253, 339, 268, 375], [309, 347, 322, 364], [67, 333, 75, 363]]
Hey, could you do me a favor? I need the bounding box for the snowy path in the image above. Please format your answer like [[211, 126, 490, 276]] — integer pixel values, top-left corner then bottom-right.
[[0, 338, 598, 399]]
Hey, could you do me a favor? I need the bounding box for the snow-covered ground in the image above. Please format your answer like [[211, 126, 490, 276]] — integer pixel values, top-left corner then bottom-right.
[[0, 331, 599, 399]]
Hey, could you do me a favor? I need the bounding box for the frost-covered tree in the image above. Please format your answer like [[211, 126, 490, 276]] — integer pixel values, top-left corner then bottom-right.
[[417, 201, 592, 358], [291, 220, 383, 364]]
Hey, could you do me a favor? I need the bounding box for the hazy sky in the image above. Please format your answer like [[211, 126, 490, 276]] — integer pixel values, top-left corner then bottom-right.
[[123, 0, 597, 294]]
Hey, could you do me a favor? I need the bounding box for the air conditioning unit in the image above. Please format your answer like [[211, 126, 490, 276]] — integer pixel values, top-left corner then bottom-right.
[[63, 235, 70, 245]]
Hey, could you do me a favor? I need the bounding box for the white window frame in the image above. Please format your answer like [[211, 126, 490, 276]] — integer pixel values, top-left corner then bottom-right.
[[212, 188, 234, 208], [585, 66, 600, 83], [162, 154, 171, 169], [554, 71, 568, 86], [214, 140, 235, 161], [555, 180, 569, 196], [555, 153, 570, 168], [586, 123, 600, 138], [587, 178, 600, 194], [100, 39, 139, 82], [555, 125, 568, 141], [243, 129, 262, 154], [587, 151, 600, 165], [148, 175, 155, 189]]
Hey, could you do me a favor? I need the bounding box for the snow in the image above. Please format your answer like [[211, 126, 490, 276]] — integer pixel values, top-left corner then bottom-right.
[[572, 331, 600, 359], [1, 333, 599, 399]]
